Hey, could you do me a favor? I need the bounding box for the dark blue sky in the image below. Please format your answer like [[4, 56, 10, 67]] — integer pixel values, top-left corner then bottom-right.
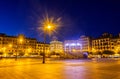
[[0, 0, 120, 42]]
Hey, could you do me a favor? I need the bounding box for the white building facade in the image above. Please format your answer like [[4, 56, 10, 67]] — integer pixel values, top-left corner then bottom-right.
[[50, 37, 64, 54], [64, 35, 91, 54]]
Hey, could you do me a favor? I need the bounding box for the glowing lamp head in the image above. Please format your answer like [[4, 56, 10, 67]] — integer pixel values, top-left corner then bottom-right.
[[38, 14, 61, 36], [19, 38, 24, 44], [9, 44, 12, 47], [20, 39, 23, 42], [47, 25, 51, 29]]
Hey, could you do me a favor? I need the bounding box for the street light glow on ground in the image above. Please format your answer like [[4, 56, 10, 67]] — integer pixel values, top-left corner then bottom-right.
[[0, 58, 120, 79]]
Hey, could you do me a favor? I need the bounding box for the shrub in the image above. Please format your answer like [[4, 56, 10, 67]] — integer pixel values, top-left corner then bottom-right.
[[102, 50, 115, 55]]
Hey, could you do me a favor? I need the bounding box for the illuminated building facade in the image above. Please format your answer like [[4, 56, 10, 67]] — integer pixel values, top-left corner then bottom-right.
[[64, 40, 82, 53], [79, 35, 92, 52], [36, 42, 50, 56], [50, 37, 64, 54], [0, 33, 50, 57], [64, 35, 91, 53], [92, 33, 120, 54]]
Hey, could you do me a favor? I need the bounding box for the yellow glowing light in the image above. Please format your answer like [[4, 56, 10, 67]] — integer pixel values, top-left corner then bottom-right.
[[3, 47, 6, 50], [38, 13, 61, 35], [27, 48, 31, 52], [20, 39, 23, 42], [9, 44, 12, 48], [114, 46, 120, 54], [2, 47, 6, 52], [47, 25, 51, 29]]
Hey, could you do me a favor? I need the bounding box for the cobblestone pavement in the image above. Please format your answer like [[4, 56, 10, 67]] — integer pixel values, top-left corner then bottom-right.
[[0, 58, 120, 79]]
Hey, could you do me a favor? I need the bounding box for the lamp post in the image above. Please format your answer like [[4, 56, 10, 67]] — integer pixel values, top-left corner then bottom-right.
[[42, 25, 52, 64], [39, 15, 61, 64], [43, 32, 46, 63], [15, 45, 18, 60]]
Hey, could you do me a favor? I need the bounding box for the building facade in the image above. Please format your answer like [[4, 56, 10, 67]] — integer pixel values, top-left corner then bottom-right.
[[36, 42, 50, 56], [0, 33, 50, 57], [50, 37, 64, 55], [92, 33, 120, 54], [64, 40, 81, 53], [79, 35, 92, 52], [64, 35, 91, 54]]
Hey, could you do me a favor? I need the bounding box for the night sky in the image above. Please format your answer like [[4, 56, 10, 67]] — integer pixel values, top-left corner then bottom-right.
[[0, 0, 120, 42]]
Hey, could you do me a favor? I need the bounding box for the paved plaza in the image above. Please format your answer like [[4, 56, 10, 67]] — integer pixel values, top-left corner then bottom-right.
[[0, 58, 120, 79]]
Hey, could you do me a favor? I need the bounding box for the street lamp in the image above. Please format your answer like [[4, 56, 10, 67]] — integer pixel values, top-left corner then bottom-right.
[[39, 15, 61, 64], [43, 25, 52, 64]]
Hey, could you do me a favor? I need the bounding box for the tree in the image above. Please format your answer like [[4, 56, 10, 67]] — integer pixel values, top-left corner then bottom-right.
[[50, 52, 56, 55], [8, 52, 13, 56], [102, 50, 115, 55], [40, 52, 44, 56], [28, 53, 32, 55], [91, 52, 99, 55], [97, 52, 102, 55], [32, 53, 38, 55], [0, 52, 3, 55], [19, 52, 25, 56], [55, 53, 60, 55], [118, 51, 120, 54]]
